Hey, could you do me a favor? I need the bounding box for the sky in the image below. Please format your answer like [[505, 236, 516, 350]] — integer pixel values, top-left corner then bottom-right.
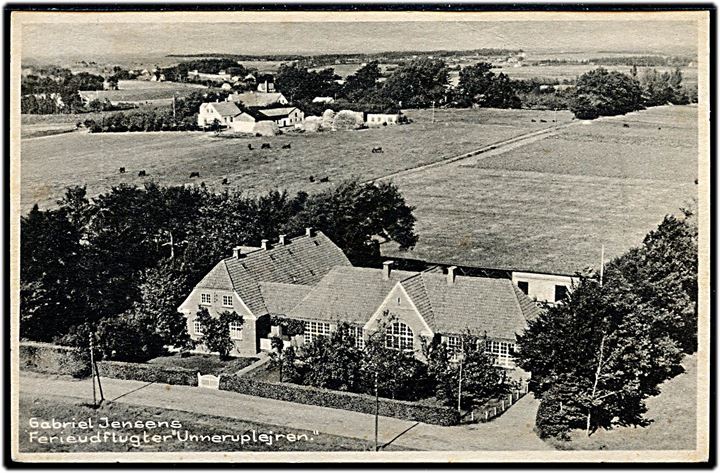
[[21, 19, 698, 61]]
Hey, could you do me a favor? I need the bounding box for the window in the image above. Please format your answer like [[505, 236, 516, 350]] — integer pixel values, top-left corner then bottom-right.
[[385, 322, 414, 351], [446, 335, 462, 359], [554, 285, 568, 302], [348, 326, 364, 349], [485, 340, 515, 368], [193, 320, 203, 336], [229, 321, 243, 340], [303, 321, 331, 344], [517, 281, 529, 295], [200, 293, 212, 305], [222, 295, 233, 307]]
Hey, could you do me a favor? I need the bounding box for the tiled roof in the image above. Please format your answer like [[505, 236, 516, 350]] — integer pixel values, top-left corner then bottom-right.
[[289, 267, 417, 324], [229, 92, 286, 108], [207, 102, 241, 117], [421, 273, 536, 340], [259, 282, 313, 315], [288, 267, 540, 340], [220, 231, 351, 316]]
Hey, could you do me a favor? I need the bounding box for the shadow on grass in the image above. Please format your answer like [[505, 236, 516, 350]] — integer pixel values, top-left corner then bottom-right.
[[380, 422, 420, 450], [109, 381, 155, 402]]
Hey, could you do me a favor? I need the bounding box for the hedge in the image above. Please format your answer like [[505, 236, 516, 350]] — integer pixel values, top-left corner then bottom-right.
[[19, 341, 90, 378], [220, 375, 459, 426], [97, 360, 198, 387]]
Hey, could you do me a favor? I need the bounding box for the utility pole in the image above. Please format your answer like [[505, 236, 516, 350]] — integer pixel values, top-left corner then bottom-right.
[[89, 334, 104, 407], [431, 100, 436, 123], [172, 93, 176, 122], [457, 356, 463, 412], [374, 370, 379, 452], [600, 244, 605, 287]]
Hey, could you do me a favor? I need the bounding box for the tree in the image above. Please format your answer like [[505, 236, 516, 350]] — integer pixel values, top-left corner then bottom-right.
[[342, 61, 382, 101], [285, 180, 418, 265], [20, 205, 85, 341], [640, 67, 690, 107], [570, 68, 642, 119], [455, 62, 521, 108], [95, 312, 164, 362], [425, 333, 507, 410], [295, 322, 364, 391], [133, 260, 195, 350], [195, 308, 243, 360], [275, 63, 339, 102], [516, 211, 695, 439], [381, 58, 450, 108]]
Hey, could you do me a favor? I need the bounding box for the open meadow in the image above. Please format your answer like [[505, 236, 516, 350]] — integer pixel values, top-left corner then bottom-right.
[[20, 105, 697, 276], [79, 80, 207, 105], [381, 105, 698, 274], [20, 107, 572, 213]]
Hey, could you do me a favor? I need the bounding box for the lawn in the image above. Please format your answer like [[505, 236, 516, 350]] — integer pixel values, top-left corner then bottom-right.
[[20, 107, 570, 213], [549, 355, 697, 451], [381, 105, 699, 274], [147, 353, 257, 376], [18, 393, 388, 452]]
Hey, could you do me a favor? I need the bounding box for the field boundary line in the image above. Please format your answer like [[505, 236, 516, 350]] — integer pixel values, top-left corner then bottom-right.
[[371, 122, 578, 183]]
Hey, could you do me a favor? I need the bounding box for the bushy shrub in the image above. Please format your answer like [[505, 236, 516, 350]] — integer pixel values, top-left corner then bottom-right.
[[95, 314, 164, 363], [20, 341, 90, 378]]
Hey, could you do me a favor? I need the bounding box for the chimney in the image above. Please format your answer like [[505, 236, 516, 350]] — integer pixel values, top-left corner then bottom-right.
[[278, 234, 287, 245], [447, 266, 457, 286], [382, 260, 394, 280], [305, 227, 314, 237], [261, 239, 269, 250], [232, 246, 244, 259]]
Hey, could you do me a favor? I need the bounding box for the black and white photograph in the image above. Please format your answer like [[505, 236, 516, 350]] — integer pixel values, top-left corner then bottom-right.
[[7, 7, 711, 464]]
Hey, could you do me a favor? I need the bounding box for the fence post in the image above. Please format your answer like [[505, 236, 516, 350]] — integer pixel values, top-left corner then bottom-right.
[[509, 393, 513, 405], [484, 411, 489, 422], [492, 407, 497, 417]]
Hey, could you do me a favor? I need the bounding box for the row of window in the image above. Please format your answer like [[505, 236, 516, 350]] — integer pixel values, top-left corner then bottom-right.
[[444, 336, 516, 367], [193, 320, 243, 340], [200, 292, 234, 308], [302, 321, 411, 351]]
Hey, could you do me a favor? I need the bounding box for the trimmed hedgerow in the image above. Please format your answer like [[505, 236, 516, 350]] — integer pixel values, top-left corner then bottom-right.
[[219, 374, 459, 426], [96, 360, 198, 386], [19, 341, 90, 378]]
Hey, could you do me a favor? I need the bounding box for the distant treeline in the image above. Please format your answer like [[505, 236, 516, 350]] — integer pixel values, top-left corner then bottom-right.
[[532, 55, 695, 67], [21, 66, 108, 114], [168, 48, 523, 67]]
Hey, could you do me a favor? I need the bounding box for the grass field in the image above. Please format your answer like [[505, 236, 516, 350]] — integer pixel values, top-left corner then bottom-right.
[[19, 393, 386, 452], [20, 107, 571, 213], [79, 80, 206, 105], [493, 65, 698, 87], [380, 105, 698, 274], [550, 355, 697, 451], [20, 105, 698, 276]]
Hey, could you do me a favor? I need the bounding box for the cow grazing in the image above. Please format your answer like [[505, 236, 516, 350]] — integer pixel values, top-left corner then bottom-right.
[[282, 143, 291, 149], [261, 143, 271, 149], [319, 176, 330, 183], [222, 178, 229, 185], [309, 175, 315, 183], [190, 172, 200, 178], [540, 119, 547, 123], [248, 144, 254, 150], [371, 147, 384, 154], [531, 119, 536, 123], [119, 167, 126, 174], [623, 123, 630, 128], [138, 170, 146, 177]]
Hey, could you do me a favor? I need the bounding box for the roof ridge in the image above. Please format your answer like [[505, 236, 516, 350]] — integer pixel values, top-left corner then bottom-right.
[[509, 281, 530, 323]]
